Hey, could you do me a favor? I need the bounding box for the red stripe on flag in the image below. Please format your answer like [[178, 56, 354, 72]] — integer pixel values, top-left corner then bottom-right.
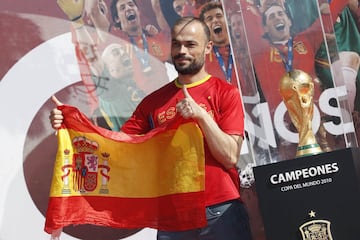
[[58, 105, 180, 143], [45, 192, 206, 233]]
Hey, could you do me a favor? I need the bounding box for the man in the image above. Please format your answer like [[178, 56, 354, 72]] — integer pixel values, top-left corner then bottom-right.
[[228, 10, 260, 101], [199, 2, 239, 87], [91, 43, 146, 131], [50, 16, 252, 240], [284, 0, 360, 113], [59, 0, 171, 94], [57, 0, 147, 131], [247, 0, 347, 110], [108, 0, 172, 94], [241, 0, 348, 161], [173, 0, 188, 16]]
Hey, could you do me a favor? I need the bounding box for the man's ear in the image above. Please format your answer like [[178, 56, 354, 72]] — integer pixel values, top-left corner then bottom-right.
[[288, 18, 292, 28], [115, 16, 122, 29], [205, 40, 213, 55], [263, 25, 270, 35]]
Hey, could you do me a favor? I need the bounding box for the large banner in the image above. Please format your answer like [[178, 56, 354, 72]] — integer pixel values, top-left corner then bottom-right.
[[220, 1, 360, 238], [227, 0, 360, 164], [0, 0, 359, 239]]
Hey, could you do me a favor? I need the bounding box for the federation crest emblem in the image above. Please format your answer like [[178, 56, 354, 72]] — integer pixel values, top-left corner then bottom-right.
[[299, 210, 333, 240], [294, 41, 308, 55]]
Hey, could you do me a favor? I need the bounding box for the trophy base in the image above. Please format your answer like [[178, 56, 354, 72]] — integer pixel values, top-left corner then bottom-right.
[[254, 147, 360, 240], [296, 143, 323, 157]]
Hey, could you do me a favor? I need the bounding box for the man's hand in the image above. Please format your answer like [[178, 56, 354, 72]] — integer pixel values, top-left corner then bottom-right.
[[49, 95, 64, 130], [176, 85, 205, 120], [57, 0, 84, 21]]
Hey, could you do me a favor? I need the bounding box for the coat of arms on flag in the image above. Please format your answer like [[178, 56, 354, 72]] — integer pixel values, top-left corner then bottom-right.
[[60, 136, 111, 195]]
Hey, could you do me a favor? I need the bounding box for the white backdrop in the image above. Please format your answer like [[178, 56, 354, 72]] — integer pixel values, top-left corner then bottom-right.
[[0, 32, 158, 240]]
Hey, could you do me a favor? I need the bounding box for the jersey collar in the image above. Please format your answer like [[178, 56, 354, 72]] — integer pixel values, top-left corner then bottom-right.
[[174, 75, 211, 88]]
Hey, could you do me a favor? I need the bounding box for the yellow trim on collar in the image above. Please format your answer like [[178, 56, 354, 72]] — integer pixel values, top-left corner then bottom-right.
[[175, 75, 211, 88]]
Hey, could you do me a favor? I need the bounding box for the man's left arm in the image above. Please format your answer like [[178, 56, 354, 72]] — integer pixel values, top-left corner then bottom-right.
[[196, 112, 243, 170], [176, 85, 243, 169]]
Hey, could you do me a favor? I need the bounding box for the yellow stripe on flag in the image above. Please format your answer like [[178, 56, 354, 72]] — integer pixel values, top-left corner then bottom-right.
[[50, 121, 205, 198]]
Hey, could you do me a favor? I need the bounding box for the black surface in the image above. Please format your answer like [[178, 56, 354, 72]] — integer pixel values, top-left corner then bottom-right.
[[254, 148, 360, 240]]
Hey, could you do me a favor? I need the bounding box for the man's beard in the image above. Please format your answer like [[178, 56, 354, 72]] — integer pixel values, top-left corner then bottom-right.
[[173, 55, 205, 75]]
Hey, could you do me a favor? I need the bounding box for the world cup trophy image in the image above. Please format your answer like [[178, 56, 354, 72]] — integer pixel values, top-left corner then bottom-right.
[[279, 69, 323, 157]]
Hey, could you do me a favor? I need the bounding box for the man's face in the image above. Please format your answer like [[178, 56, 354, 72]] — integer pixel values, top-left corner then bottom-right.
[[173, 0, 186, 16], [115, 0, 140, 33], [97, 0, 108, 15], [202, 7, 229, 46], [229, 13, 245, 46], [171, 21, 211, 75], [103, 44, 133, 80], [263, 5, 292, 42]]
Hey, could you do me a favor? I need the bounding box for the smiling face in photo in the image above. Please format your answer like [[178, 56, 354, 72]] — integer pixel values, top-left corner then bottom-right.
[[202, 7, 229, 46], [263, 5, 292, 42], [115, 0, 141, 33]]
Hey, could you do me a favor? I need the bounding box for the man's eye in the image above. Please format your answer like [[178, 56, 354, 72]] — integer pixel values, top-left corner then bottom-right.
[[175, 6, 182, 12]]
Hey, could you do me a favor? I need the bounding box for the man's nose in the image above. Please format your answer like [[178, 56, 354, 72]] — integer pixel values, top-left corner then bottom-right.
[[124, 4, 132, 10], [178, 45, 188, 54]]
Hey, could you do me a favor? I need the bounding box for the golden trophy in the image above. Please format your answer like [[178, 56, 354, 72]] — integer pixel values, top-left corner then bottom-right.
[[279, 69, 323, 157]]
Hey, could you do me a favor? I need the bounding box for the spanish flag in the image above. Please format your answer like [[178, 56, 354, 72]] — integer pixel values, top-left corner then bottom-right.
[[44, 105, 206, 233]]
